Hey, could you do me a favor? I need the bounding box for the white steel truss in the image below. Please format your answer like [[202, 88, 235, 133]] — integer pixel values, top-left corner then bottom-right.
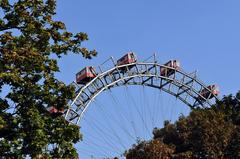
[[65, 60, 220, 125]]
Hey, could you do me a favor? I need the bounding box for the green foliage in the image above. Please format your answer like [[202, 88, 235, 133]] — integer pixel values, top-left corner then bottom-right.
[[225, 127, 240, 158], [125, 91, 240, 159], [125, 139, 174, 159], [0, 0, 96, 158]]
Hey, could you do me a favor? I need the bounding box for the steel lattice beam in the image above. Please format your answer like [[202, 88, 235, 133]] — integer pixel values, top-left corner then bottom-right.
[[64, 62, 220, 125]]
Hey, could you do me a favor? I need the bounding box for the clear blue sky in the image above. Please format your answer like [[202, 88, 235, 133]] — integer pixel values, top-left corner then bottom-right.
[[56, 0, 240, 96], [54, 1, 240, 158]]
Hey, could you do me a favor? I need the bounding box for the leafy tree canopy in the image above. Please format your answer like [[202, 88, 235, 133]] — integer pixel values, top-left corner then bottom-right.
[[0, 0, 96, 158], [125, 92, 240, 159]]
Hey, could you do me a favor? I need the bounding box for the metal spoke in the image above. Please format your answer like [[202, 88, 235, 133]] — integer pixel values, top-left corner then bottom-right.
[[64, 56, 220, 158]]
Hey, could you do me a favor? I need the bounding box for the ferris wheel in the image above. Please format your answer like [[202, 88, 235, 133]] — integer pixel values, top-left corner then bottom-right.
[[62, 52, 220, 158]]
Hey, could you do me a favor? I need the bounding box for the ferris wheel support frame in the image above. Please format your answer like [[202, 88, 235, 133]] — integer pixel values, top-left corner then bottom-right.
[[64, 60, 220, 125]]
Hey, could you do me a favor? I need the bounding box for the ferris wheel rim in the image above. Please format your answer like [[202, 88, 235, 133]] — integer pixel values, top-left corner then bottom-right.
[[65, 62, 220, 125]]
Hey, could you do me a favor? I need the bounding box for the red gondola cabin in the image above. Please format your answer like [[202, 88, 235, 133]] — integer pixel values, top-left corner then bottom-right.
[[76, 66, 97, 85], [199, 85, 219, 99], [160, 60, 180, 76], [117, 52, 137, 66], [48, 106, 64, 115]]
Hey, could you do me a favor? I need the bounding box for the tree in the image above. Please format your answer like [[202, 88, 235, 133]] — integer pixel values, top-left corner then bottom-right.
[[125, 139, 174, 159], [0, 0, 97, 158], [225, 127, 240, 158], [125, 92, 240, 159]]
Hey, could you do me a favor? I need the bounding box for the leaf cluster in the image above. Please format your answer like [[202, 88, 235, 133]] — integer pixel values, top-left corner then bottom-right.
[[0, 0, 96, 158], [125, 92, 240, 159]]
